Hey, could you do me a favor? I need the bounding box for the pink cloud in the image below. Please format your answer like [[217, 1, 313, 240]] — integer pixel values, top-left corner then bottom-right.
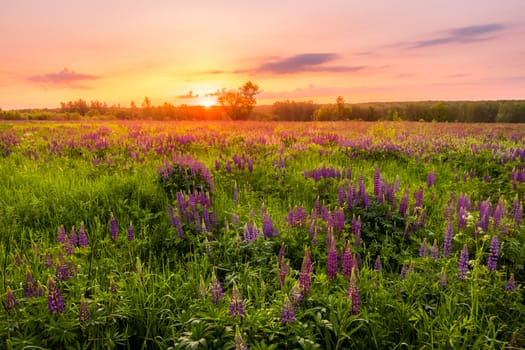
[[28, 68, 98, 88]]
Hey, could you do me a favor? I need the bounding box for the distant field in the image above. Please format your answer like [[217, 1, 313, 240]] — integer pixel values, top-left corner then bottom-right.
[[1, 120, 524, 349]]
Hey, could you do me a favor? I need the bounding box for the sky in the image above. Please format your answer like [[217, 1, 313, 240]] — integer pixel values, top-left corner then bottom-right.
[[1, 0, 525, 109]]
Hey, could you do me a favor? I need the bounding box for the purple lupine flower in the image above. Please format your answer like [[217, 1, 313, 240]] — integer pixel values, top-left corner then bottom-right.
[[477, 199, 492, 234], [414, 186, 424, 208], [243, 221, 259, 242], [505, 273, 516, 292], [78, 224, 89, 247], [400, 263, 409, 280], [439, 269, 447, 287], [338, 185, 346, 207], [5, 288, 17, 311], [281, 296, 295, 324], [25, 268, 36, 297], [299, 247, 313, 295], [69, 226, 77, 247], [442, 219, 453, 258], [262, 214, 274, 238], [168, 204, 176, 225], [513, 196, 523, 227], [347, 267, 359, 315], [229, 284, 244, 318], [279, 258, 289, 288], [426, 171, 436, 188], [57, 225, 67, 243], [210, 273, 224, 304], [231, 212, 239, 226], [202, 208, 211, 232], [486, 235, 499, 273], [399, 188, 409, 217], [127, 223, 135, 241], [55, 250, 69, 281], [173, 215, 184, 239], [342, 240, 353, 278], [419, 238, 428, 258], [373, 165, 381, 199], [45, 250, 54, 268], [352, 215, 361, 247], [327, 232, 338, 281], [109, 214, 118, 241], [65, 238, 75, 256], [47, 277, 65, 314], [79, 296, 90, 322], [290, 282, 302, 307], [359, 174, 369, 209], [458, 244, 469, 280], [493, 197, 505, 231], [234, 326, 248, 350], [374, 255, 382, 272]]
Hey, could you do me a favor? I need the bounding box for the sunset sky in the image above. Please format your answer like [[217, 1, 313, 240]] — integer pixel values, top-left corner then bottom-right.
[[1, 1, 524, 109]]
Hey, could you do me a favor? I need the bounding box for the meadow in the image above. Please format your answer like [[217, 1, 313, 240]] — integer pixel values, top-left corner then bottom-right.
[[0, 120, 524, 349]]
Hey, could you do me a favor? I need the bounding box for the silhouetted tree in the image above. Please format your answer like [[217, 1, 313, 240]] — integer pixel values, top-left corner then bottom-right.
[[217, 81, 259, 120]]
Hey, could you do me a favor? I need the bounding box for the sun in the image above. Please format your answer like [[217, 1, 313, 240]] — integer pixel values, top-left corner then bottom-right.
[[199, 97, 216, 108]]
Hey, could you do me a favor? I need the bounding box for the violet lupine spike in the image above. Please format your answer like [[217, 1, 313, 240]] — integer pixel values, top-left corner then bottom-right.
[[458, 244, 469, 280], [243, 221, 259, 242], [426, 171, 436, 188], [47, 277, 65, 314], [399, 188, 409, 218], [45, 250, 54, 268], [79, 296, 90, 323], [279, 258, 289, 288], [486, 235, 499, 273], [5, 288, 18, 311], [505, 273, 516, 292], [69, 226, 77, 246], [228, 284, 244, 318], [513, 196, 523, 227], [290, 282, 302, 307], [210, 273, 224, 304], [347, 267, 359, 315], [374, 255, 382, 272], [57, 225, 67, 243], [442, 219, 453, 258], [419, 238, 428, 258], [127, 223, 135, 241], [414, 186, 424, 208], [281, 296, 295, 324], [373, 165, 381, 198], [342, 241, 353, 278], [338, 185, 346, 207], [359, 174, 370, 209], [78, 224, 89, 247], [493, 197, 505, 231], [109, 214, 118, 241], [400, 263, 409, 280], [262, 214, 274, 238], [202, 207, 210, 232], [25, 268, 36, 298], [234, 326, 248, 350], [299, 247, 313, 295], [327, 232, 338, 281]]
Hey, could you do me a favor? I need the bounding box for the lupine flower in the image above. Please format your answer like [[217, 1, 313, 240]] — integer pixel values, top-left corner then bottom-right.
[[374, 255, 382, 272], [505, 273, 516, 292], [493, 197, 505, 231], [127, 223, 135, 241], [458, 244, 469, 280], [419, 238, 428, 257], [373, 165, 381, 199], [399, 188, 409, 217], [57, 225, 67, 243], [299, 247, 313, 295], [243, 221, 259, 242], [327, 231, 338, 280], [281, 296, 295, 324], [487, 235, 499, 272], [25, 268, 36, 297], [262, 214, 274, 238], [342, 240, 354, 278], [414, 186, 424, 208], [279, 258, 289, 288], [45, 250, 54, 268], [229, 284, 244, 318], [210, 272, 224, 304], [234, 326, 248, 350], [442, 219, 453, 258], [400, 263, 409, 280], [69, 226, 77, 246], [347, 267, 359, 315], [65, 238, 75, 256], [431, 240, 439, 260], [78, 223, 89, 247], [109, 214, 118, 241], [359, 174, 370, 209], [79, 296, 90, 323], [289, 282, 302, 307], [5, 288, 18, 311], [47, 277, 65, 314], [427, 171, 436, 188], [439, 269, 447, 287]]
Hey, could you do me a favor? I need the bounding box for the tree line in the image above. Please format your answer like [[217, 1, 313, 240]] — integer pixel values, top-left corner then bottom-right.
[[1, 81, 524, 122]]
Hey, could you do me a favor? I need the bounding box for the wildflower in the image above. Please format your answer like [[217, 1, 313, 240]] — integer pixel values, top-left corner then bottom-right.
[[281, 296, 295, 324], [262, 214, 274, 238], [69, 226, 77, 246], [373, 165, 381, 199], [233, 182, 239, 205], [79, 296, 90, 322], [442, 219, 453, 258], [210, 272, 224, 304], [374, 255, 382, 272], [24, 268, 36, 297], [342, 240, 354, 278], [359, 174, 369, 209], [229, 284, 244, 318], [419, 238, 428, 258], [427, 171, 436, 188], [431, 239, 439, 260], [487, 235, 499, 272], [352, 215, 361, 247], [47, 277, 65, 314], [400, 263, 409, 280], [78, 223, 89, 247], [347, 267, 359, 315], [243, 221, 259, 242], [57, 225, 67, 243], [45, 250, 54, 268], [233, 325, 248, 350], [327, 233, 338, 281], [399, 188, 409, 217], [458, 244, 469, 280], [505, 273, 515, 292], [109, 214, 118, 241], [299, 247, 313, 295], [127, 223, 135, 241], [414, 186, 424, 208], [290, 282, 302, 307], [493, 197, 505, 231], [279, 258, 289, 288], [5, 288, 18, 311]]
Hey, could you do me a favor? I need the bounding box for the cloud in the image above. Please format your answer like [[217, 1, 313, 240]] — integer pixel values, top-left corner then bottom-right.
[[244, 53, 365, 74], [28, 68, 98, 88], [176, 91, 199, 99], [411, 23, 505, 49]]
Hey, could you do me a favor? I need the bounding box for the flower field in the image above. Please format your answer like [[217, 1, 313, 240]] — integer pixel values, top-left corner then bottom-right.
[[0, 120, 524, 349]]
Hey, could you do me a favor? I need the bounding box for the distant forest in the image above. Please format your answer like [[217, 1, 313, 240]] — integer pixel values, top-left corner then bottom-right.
[[1, 98, 524, 123]]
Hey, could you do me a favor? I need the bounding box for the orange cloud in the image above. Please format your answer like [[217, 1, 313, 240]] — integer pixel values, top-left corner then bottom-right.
[[28, 68, 98, 88]]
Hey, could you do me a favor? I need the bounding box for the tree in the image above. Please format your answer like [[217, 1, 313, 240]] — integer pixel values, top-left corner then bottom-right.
[[217, 81, 259, 120]]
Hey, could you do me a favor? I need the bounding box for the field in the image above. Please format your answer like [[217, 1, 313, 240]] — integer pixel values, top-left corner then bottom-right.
[[0, 120, 524, 349]]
